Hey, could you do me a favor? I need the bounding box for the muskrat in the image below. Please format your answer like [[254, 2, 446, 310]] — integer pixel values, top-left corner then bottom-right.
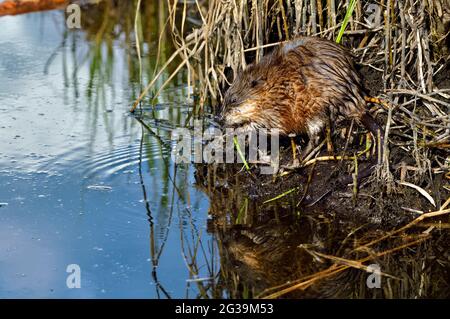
[[221, 36, 384, 192]]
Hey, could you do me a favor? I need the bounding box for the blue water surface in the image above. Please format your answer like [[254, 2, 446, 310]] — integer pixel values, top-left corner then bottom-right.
[[0, 12, 214, 298]]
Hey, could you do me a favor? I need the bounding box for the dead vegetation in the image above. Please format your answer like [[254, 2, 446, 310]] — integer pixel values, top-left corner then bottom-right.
[[134, 0, 449, 186]]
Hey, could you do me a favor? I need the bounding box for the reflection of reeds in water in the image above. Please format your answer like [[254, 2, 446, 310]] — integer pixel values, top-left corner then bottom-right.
[[82, 1, 172, 101], [49, 0, 188, 114], [136, 130, 221, 298], [50, 0, 192, 176], [44, 1, 209, 297], [138, 124, 173, 298], [195, 165, 450, 298]]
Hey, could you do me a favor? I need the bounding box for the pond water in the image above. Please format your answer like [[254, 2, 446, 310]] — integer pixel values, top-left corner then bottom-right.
[[0, 8, 215, 298]]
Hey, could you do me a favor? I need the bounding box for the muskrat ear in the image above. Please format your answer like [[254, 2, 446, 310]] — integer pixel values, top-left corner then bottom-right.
[[251, 77, 266, 88]]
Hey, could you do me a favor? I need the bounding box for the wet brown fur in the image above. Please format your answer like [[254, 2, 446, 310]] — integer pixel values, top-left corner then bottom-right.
[[222, 36, 383, 159]]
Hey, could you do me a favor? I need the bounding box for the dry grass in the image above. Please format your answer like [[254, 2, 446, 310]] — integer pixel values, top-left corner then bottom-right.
[[133, 0, 449, 182]]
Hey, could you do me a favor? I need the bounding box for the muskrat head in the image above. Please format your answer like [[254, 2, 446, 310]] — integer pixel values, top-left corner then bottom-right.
[[221, 63, 269, 130]]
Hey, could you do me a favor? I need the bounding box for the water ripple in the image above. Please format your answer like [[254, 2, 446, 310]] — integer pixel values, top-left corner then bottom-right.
[[37, 135, 171, 180]]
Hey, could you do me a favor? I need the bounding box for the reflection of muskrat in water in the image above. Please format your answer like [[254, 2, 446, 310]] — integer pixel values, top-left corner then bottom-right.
[[221, 36, 384, 169]]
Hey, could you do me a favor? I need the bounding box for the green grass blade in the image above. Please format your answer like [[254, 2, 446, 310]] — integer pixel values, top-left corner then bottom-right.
[[336, 0, 358, 44], [263, 187, 299, 204], [233, 136, 250, 171]]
